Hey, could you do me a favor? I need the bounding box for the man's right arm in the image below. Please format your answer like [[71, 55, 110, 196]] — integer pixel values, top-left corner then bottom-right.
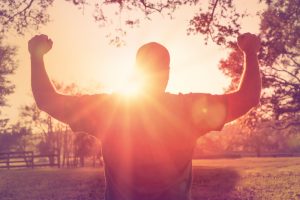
[[29, 34, 77, 124]]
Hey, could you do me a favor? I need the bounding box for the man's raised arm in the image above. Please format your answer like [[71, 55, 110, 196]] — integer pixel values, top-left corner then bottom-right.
[[29, 34, 75, 123], [224, 33, 262, 123]]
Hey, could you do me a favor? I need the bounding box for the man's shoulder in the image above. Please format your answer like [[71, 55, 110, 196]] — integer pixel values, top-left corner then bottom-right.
[[76, 92, 222, 108], [73, 93, 116, 108], [164, 92, 212, 100]]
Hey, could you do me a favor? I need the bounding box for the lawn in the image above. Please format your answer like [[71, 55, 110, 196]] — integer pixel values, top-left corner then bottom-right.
[[0, 157, 300, 200]]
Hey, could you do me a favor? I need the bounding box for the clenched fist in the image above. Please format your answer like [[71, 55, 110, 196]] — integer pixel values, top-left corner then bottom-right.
[[237, 33, 261, 54], [28, 34, 53, 57]]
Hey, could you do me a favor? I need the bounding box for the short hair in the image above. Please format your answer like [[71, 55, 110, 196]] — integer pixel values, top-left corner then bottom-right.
[[136, 42, 170, 71]]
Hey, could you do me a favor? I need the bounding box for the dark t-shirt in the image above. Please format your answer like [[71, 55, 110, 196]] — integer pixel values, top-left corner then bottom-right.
[[66, 93, 227, 200]]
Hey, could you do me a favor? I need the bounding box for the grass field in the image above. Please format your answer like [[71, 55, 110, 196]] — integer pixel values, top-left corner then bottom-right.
[[0, 157, 300, 200]]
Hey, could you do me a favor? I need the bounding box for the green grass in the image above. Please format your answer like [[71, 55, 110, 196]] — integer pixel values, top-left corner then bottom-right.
[[0, 157, 300, 200], [192, 158, 300, 200]]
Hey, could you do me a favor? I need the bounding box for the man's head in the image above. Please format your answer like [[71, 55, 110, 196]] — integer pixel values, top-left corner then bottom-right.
[[135, 42, 170, 94]]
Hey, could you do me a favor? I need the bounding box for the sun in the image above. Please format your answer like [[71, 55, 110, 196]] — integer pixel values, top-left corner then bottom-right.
[[113, 66, 144, 96], [117, 78, 142, 96]]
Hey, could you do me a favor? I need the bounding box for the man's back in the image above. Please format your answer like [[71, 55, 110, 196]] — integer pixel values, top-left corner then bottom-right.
[[28, 33, 261, 200], [68, 93, 227, 200]]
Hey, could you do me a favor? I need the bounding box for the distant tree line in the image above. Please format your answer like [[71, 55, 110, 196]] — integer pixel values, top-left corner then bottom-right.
[[218, 0, 300, 155]]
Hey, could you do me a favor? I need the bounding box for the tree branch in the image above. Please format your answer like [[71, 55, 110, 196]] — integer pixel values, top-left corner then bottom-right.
[[272, 121, 300, 130], [265, 74, 299, 87], [3, 0, 34, 25], [273, 68, 300, 83], [287, 55, 300, 67], [206, 0, 219, 32], [277, 106, 300, 115], [139, 0, 170, 13]]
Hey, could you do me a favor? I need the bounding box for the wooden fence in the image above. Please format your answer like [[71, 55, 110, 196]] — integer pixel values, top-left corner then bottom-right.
[[0, 151, 60, 169]]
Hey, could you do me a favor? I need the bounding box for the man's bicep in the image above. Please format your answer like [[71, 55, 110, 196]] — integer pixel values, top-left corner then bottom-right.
[[40, 94, 79, 124], [185, 93, 228, 133], [223, 92, 256, 123], [43, 94, 100, 133]]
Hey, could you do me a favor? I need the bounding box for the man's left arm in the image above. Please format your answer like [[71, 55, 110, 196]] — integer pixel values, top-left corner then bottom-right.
[[223, 33, 262, 123], [189, 33, 261, 136]]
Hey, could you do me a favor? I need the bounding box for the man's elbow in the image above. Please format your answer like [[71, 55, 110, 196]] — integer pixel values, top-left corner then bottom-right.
[[247, 94, 260, 109], [236, 91, 260, 114], [33, 93, 54, 112], [35, 99, 49, 112]]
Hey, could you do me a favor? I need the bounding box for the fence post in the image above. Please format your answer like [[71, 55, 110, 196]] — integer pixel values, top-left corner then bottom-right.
[[58, 154, 61, 168], [7, 153, 10, 170], [31, 152, 34, 169], [57, 148, 61, 168]]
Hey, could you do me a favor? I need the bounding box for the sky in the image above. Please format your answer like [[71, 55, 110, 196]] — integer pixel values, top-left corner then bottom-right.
[[3, 0, 265, 123]]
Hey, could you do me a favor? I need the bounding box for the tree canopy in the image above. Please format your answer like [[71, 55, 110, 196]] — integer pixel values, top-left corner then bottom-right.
[[70, 0, 245, 46], [0, 0, 54, 128], [0, 0, 299, 139], [0, 0, 53, 35], [219, 0, 300, 130]]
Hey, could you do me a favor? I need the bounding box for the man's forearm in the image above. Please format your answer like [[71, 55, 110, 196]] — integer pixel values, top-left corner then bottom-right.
[[224, 33, 261, 123], [31, 55, 56, 109], [238, 52, 261, 105], [225, 51, 261, 122]]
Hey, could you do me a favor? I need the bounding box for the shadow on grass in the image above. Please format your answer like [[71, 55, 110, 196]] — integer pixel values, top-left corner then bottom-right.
[[0, 167, 240, 200], [192, 166, 239, 200]]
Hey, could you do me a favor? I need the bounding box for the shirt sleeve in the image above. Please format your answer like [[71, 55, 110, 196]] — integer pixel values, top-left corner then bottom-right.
[[183, 93, 228, 134], [63, 94, 111, 136]]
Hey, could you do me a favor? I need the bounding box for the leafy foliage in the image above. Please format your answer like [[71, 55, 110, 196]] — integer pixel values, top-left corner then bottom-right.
[[0, 0, 54, 126], [0, 123, 32, 152], [0, 0, 54, 35], [1, 0, 298, 155], [68, 0, 247, 46], [187, 0, 243, 45], [0, 41, 17, 107], [218, 0, 300, 149], [0, 39, 17, 128], [259, 0, 300, 123]]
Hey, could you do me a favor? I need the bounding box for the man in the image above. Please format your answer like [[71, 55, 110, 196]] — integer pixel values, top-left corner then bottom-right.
[[28, 33, 261, 200]]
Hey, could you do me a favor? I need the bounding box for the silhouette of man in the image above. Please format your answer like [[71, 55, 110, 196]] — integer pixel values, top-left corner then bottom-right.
[[28, 33, 261, 200]]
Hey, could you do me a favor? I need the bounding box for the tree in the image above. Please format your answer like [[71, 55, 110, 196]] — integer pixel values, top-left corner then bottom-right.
[[18, 82, 90, 167], [68, 0, 245, 46], [2, 0, 298, 155], [218, 0, 300, 154], [0, 41, 17, 128], [220, 0, 299, 127], [0, 0, 54, 35], [0, 42, 16, 107], [259, 0, 300, 126], [0, 123, 32, 152], [0, 0, 251, 46], [0, 0, 54, 127], [20, 103, 59, 164], [73, 132, 102, 167]]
